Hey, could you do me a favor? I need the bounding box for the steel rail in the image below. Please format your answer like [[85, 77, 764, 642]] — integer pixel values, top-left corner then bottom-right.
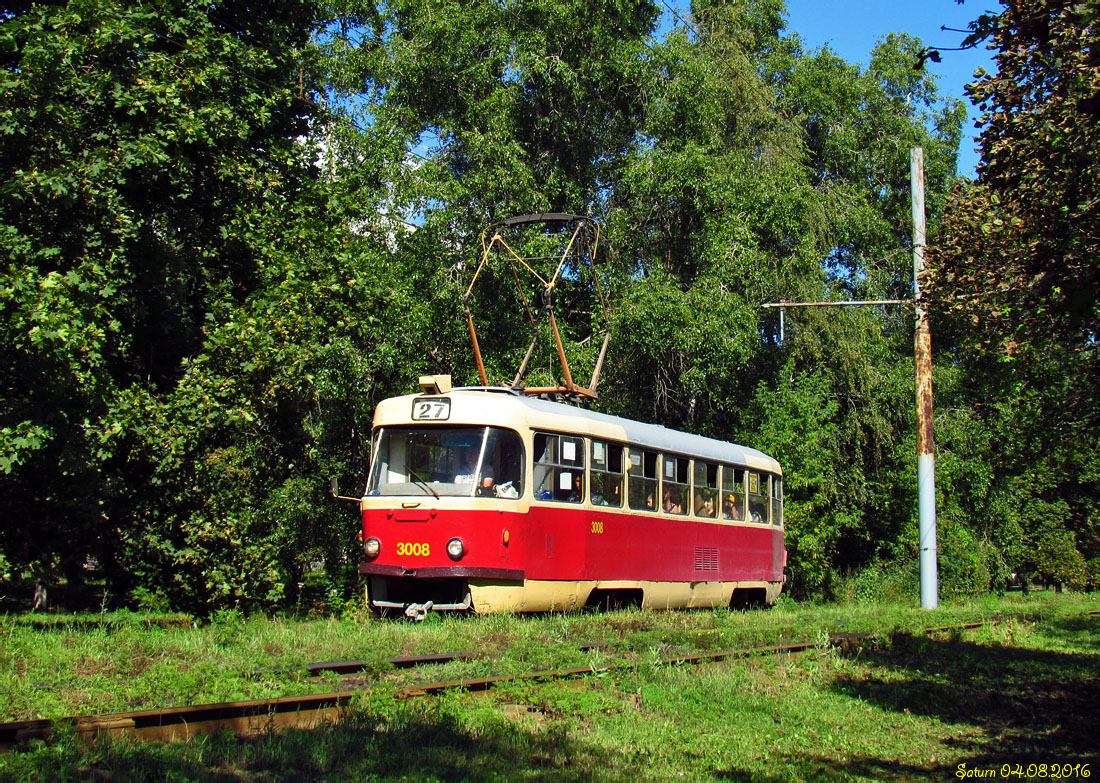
[[252, 643, 606, 677], [3, 613, 1095, 753], [254, 650, 476, 677]]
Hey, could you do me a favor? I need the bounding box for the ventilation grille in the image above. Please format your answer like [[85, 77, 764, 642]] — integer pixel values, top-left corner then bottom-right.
[[694, 547, 719, 571]]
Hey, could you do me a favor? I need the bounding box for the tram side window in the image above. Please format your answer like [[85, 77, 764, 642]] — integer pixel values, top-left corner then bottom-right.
[[483, 429, 525, 498], [533, 432, 585, 503], [771, 477, 783, 526], [591, 440, 624, 507], [627, 448, 658, 511], [662, 455, 689, 515], [746, 471, 769, 523], [694, 461, 718, 517], [721, 464, 748, 519], [722, 466, 744, 521]]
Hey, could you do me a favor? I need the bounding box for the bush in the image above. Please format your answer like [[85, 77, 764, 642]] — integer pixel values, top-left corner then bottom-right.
[[938, 520, 995, 599], [835, 562, 918, 605]]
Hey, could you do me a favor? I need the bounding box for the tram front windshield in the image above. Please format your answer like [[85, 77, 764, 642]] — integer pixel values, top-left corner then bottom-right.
[[368, 426, 524, 498]]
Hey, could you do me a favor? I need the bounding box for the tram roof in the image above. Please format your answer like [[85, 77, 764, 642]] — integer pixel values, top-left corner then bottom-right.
[[374, 387, 781, 474]]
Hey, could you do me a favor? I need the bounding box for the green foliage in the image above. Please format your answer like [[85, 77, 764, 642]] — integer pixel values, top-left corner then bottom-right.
[[0, 0, 370, 612], [937, 519, 993, 598], [934, 1, 1100, 360], [1087, 558, 1100, 589], [927, 0, 1099, 590], [834, 562, 917, 605], [351, 0, 659, 221], [598, 9, 964, 599]]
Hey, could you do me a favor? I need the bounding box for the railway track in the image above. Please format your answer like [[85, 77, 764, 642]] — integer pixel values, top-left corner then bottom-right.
[[3, 612, 1095, 753], [251, 642, 605, 678]]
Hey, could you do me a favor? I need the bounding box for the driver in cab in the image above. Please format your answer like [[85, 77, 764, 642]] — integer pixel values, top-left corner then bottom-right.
[[454, 446, 494, 492]]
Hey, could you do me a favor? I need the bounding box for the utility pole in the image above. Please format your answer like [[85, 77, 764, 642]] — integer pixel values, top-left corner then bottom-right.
[[762, 147, 939, 609], [911, 147, 938, 609]]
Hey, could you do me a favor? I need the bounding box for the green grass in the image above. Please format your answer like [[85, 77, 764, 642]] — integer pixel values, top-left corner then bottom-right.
[[1, 592, 1097, 781]]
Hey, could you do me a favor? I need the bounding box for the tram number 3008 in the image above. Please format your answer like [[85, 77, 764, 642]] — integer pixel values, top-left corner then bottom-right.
[[396, 542, 431, 556]]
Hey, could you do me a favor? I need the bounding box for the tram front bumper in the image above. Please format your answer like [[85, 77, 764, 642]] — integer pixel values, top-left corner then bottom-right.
[[358, 563, 524, 581]]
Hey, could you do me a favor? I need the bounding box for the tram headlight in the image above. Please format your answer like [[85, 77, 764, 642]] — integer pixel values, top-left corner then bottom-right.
[[446, 537, 465, 561], [363, 537, 381, 559]]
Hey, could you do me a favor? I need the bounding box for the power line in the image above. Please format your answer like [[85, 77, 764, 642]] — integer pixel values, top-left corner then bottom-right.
[[658, 0, 700, 40]]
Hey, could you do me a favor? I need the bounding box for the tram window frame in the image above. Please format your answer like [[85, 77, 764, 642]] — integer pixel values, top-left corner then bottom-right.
[[661, 454, 689, 515], [627, 448, 658, 511], [367, 425, 524, 498], [693, 460, 719, 518], [721, 466, 745, 521], [746, 471, 769, 524], [590, 440, 624, 507], [532, 432, 585, 503], [771, 476, 783, 527]]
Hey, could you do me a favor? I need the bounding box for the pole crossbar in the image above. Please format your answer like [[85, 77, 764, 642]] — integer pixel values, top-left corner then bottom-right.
[[762, 299, 909, 308], [759, 148, 938, 610], [762, 300, 910, 343]]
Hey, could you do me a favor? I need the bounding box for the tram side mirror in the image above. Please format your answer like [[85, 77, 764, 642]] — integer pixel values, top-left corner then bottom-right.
[[329, 477, 361, 503]]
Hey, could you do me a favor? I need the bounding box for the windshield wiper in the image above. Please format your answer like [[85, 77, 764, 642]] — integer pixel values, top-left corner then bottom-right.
[[407, 467, 440, 499]]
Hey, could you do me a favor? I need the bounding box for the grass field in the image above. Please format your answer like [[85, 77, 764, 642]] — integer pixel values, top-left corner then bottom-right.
[[1, 592, 1097, 781]]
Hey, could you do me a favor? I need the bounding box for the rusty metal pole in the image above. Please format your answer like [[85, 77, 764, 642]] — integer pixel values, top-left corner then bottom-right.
[[911, 147, 938, 610], [465, 305, 489, 387], [547, 307, 576, 392]]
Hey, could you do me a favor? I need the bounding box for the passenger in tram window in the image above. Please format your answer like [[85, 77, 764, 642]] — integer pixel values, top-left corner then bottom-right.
[[723, 493, 742, 520], [564, 471, 584, 503], [698, 497, 715, 517], [663, 489, 682, 514], [593, 482, 620, 507], [646, 494, 655, 510]]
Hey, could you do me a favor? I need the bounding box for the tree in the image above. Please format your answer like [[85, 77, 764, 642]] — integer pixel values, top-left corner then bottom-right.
[[604, 1, 965, 597], [931, 0, 1099, 389], [0, 0, 329, 605], [352, 0, 659, 222], [320, 0, 663, 391], [929, 0, 1100, 587]]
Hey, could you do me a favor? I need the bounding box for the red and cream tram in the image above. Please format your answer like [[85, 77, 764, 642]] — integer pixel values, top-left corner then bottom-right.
[[357, 377, 785, 616]]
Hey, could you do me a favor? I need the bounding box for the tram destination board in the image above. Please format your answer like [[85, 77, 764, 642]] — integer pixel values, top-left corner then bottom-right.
[[411, 397, 451, 421]]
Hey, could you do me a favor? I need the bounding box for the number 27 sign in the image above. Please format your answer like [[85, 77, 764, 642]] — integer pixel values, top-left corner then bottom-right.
[[412, 397, 451, 421]]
